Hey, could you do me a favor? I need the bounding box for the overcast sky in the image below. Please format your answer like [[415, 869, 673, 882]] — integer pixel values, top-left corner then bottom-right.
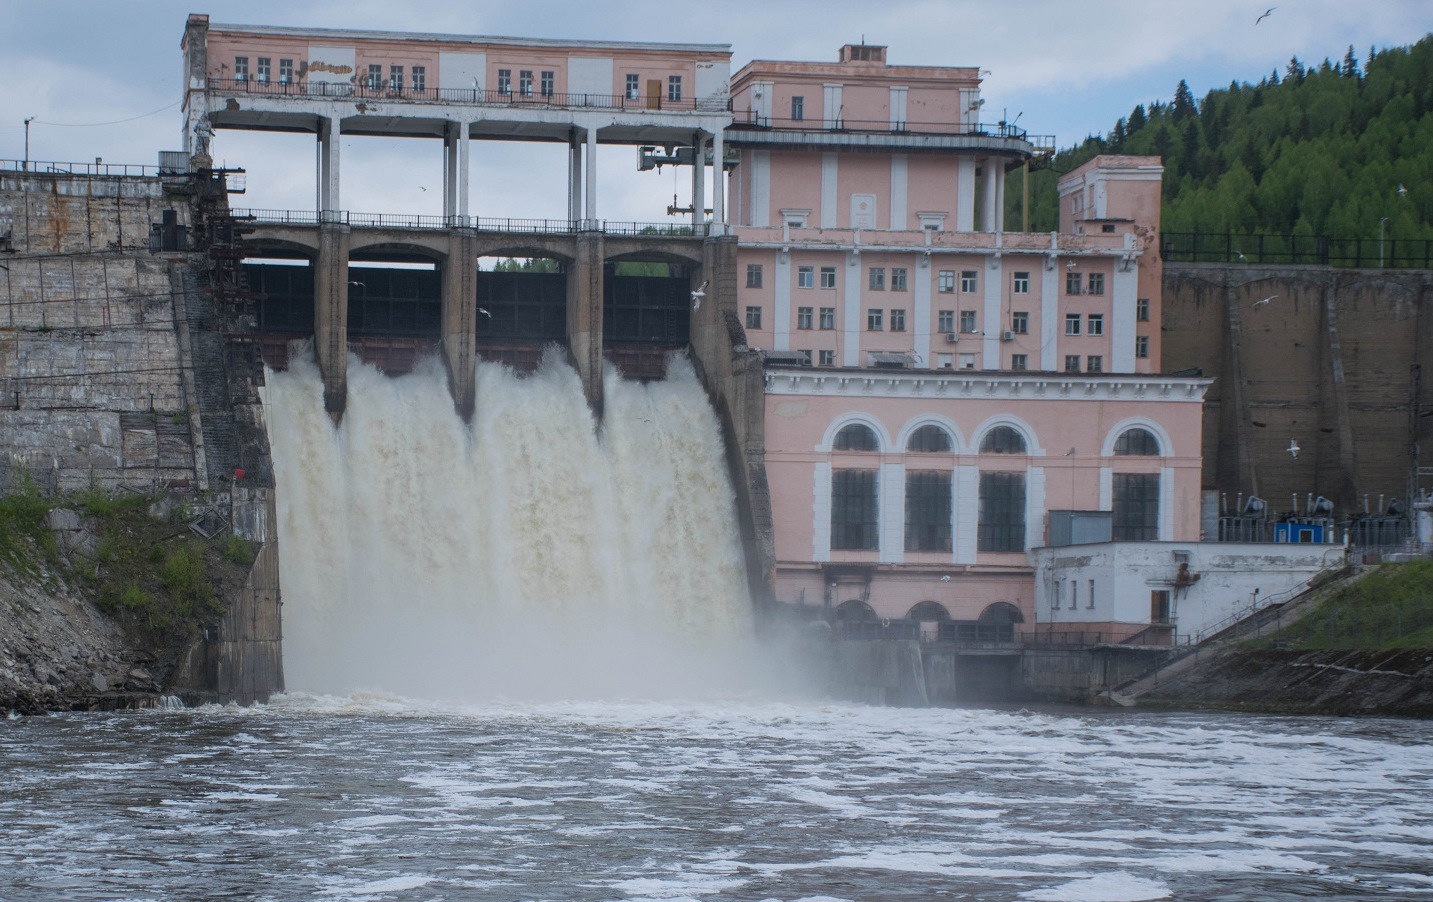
[[2, 1, 1429, 221]]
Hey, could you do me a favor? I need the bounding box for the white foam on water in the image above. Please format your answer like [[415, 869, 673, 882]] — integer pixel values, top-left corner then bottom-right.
[[1021, 874, 1171, 901], [261, 351, 784, 703]]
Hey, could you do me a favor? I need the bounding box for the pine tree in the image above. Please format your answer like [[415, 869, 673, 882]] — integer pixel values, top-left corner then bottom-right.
[[1173, 79, 1196, 120], [1342, 45, 1359, 78], [1286, 56, 1306, 82]]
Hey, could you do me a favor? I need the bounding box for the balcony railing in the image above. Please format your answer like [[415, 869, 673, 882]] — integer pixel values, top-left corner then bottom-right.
[[730, 113, 1054, 150], [1, 158, 159, 177], [206, 77, 730, 113]]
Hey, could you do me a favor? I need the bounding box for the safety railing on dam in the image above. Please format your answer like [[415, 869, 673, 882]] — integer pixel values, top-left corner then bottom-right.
[[231, 209, 714, 237], [206, 77, 732, 114]]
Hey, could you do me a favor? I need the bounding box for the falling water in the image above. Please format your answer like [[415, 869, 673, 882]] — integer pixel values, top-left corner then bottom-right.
[[260, 349, 761, 701]]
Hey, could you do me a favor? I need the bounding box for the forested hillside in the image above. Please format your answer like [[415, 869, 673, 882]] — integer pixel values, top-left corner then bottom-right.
[[1016, 35, 1433, 250]]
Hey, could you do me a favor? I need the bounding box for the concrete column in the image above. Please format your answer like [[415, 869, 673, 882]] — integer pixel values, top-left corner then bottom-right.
[[566, 232, 604, 415], [956, 157, 976, 232], [982, 254, 1002, 367], [980, 157, 998, 233], [443, 126, 457, 218], [585, 126, 598, 226], [993, 159, 1006, 232], [313, 223, 351, 417], [712, 128, 725, 234], [457, 124, 470, 220], [691, 131, 706, 230], [568, 131, 582, 223], [442, 228, 478, 419], [318, 117, 341, 215]]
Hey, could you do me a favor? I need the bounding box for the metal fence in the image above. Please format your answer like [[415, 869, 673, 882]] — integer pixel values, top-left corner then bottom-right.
[[1161, 231, 1433, 269], [232, 209, 710, 237], [1, 158, 160, 177], [206, 77, 730, 113]]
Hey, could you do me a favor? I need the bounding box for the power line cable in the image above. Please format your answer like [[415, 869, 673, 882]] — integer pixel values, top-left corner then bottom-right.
[[33, 101, 181, 128]]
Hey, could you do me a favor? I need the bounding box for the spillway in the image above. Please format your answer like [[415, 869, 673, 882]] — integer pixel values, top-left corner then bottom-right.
[[259, 349, 756, 701]]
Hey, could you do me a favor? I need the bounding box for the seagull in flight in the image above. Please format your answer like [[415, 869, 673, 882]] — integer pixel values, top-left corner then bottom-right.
[[1253, 295, 1276, 308], [690, 279, 709, 310], [348, 280, 365, 288], [1066, 261, 1077, 271], [940, 575, 951, 582], [1256, 6, 1275, 24], [1287, 439, 1300, 459], [1398, 183, 1408, 198], [477, 307, 491, 317]]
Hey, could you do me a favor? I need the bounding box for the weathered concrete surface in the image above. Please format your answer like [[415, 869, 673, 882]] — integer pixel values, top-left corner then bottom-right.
[[1139, 647, 1433, 717], [1162, 264, 1433, 511], [810, 639, 929, 706]]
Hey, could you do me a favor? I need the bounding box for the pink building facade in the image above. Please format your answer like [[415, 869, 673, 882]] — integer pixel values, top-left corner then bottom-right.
[[733, 46, 1206, 638]]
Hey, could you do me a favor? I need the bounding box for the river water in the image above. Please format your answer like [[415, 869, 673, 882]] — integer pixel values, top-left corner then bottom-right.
[[3, 696, 1430, 901]]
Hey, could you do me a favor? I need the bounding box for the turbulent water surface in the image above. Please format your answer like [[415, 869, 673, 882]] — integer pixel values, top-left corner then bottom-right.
[[2, 698, 1431, 901]]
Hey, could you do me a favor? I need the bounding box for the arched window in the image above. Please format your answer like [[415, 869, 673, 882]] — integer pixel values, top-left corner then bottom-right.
[[906, 425, 952, 453], [980, 425, 1027, 454], [834, 423, 879, 452], [978, 601, 1024, 624], [907, 600, 951, 622], [835, 599, 877, 621], [1114, 427, 1160, 456]]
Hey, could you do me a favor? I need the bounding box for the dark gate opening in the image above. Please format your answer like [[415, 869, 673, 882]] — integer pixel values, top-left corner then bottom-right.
[[603, 261, 690, 380], [476, 268, 567, 373], [347, 265, 442, 374], [244, 259, 314, 370]]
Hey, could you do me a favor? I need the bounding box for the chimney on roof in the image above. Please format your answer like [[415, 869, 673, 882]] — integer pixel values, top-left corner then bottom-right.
[[839, 43, 886, 64]]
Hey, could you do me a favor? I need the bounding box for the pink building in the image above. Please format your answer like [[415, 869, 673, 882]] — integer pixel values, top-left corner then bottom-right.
[[732, 46, 1206, 640]]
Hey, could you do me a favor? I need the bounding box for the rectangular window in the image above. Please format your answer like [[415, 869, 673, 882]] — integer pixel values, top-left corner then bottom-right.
[[519, 69, 533, 95], [746, 263, 763, 288], [1113, 473, 1160, 541], [279, 59, 293, 84], [978, 471, 1026, 552], [1011, 353, 1028, 370], [1011, 311, 1029, 334], [905, 471, 953, 552], [540, 70, 554, 96], [792, 96, 804, 121], [819, 307, 835, 329], [1087, 273, 1105, 295], [1151, 590, 1172, 624], [1065, 314, 1081, 335], [745, 306, 762, 329], [1013, 271, 1030, 293], [868, 267, 885, 291], [256, 57, 271, 83], [1065, 355, 1081, 372], [798, 266, 814, 289], [626, 73, 640, 99], [1087, 314, 1104, 336], [412, 66, 426, 93], [797, 306, 813, 329], [368, 64, 384, 90], [1135, 335, 1150, 358], [832, 470, 878, 550], [1087, 355, 1103, 372], [1137, 297, 1150, 321], [960, 310, 978, 333], [891, 268, 907, 291], [867, 309, 883, 331], [800, 349, 813, 365], [234, 56, 249, 81], [819, 349, 835, 366], [890, 309, 906, 331], [1088, 579, 1097, 609], [959, 353, 977, 369], [1066, 272, 1082, 295], [938, 310, 954, 332], [390, 65, 404, 92], [668, 75, 682, 102], [498, 69, 512, 94], [820, 266, 837, 289], [961, 271, 978, 293]]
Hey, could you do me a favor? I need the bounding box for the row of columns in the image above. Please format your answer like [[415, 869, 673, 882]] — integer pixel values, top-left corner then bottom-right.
[[313, 116, 726, 230]]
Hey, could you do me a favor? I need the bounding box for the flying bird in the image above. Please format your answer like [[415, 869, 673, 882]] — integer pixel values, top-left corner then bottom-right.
[[1066, 261, 1077, 271], [1398, 183, 1408, 198], [1253, 295, 1276, 308], [1256, 6, 1275, 24], [1064, 447, 1076, 456], [690, 279, 709, 310], [1235, 250, 1248, 261], [348, 280, 365, 288], [940, 575, 951, 582], [477, 307, 491, 317], [1287, 439, 1300, 459]]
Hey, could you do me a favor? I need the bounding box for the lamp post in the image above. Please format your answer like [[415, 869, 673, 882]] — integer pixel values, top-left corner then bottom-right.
[[1380, 216, 1389, 268], [23, 117, 34, 171]]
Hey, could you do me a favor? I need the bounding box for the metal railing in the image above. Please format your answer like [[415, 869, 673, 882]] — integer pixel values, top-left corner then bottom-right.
[[730, 112, 1053, 149], [207, 77, 729, 113], [1, 158, 160, 177], [1162, 231, 1433, 269], [232, 209, 712, 237]]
